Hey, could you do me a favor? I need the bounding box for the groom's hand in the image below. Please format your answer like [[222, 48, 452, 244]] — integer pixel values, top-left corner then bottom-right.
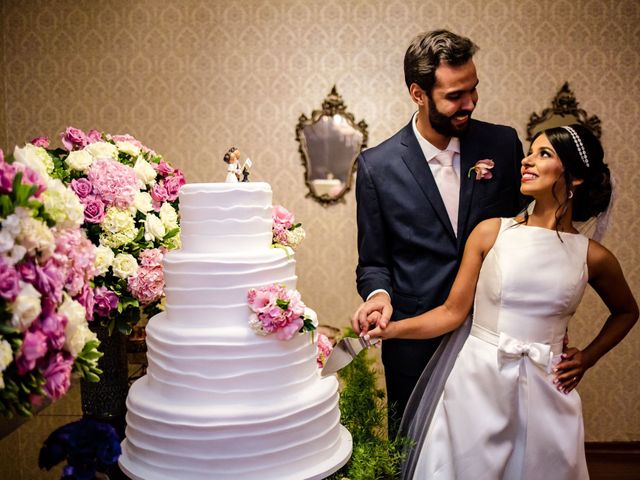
[[351, 292, 393, 335]]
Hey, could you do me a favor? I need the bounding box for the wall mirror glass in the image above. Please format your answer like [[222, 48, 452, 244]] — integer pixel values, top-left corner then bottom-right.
[[526, 82, 602, 144], [296, 86, 368, 205]]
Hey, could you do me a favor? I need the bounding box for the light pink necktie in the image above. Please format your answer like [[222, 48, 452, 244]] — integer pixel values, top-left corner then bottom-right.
[[432, 150, 459, 235]]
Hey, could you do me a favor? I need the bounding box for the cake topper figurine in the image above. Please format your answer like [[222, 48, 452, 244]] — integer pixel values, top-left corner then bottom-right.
[[223, 147, 242, 183], [224, 147, 253, 183]]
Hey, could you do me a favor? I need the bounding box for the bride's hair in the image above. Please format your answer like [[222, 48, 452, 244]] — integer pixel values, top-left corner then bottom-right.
[[534, 124, 612, 222]]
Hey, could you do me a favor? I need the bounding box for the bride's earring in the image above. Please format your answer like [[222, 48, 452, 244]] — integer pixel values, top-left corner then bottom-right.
[[568, 190, 574, 199]]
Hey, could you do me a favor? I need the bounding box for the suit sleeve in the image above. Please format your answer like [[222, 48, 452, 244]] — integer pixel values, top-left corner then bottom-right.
[[355, 154, 392, 300]]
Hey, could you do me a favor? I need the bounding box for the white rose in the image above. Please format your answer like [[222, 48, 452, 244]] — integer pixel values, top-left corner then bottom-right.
[[112, 253, 139, 279], [133, 191, 153, 214], [64, 149, 94, 173], [116, 141, 140, 157], [58, 295, 86, 329], [94, 245, 115, 275], [85, 141, 118, 160], [10, 283, 42, 331], [65, 322, 96, 358], [13, 144, 52, 180], [159, 203, 178, 229], [0, 373, 4, 390], [0, 338, 13, 371], [144, 214, 166, 242], [133, 157, 157, 186]]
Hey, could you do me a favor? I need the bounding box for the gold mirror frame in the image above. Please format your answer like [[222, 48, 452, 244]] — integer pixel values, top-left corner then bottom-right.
[[526, 82, 602, 143], [295, 86, 368, 205]]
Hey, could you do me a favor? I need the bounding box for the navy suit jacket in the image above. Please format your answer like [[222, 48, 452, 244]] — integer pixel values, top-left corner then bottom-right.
[[356, 118, 524, 376]]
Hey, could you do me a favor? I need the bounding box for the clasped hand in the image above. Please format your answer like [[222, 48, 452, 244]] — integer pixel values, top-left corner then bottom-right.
[[351, 293, 393, 339]]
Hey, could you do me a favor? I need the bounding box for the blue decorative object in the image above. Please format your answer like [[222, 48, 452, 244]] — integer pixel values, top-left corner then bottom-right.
[[39, 418, 121, 480]]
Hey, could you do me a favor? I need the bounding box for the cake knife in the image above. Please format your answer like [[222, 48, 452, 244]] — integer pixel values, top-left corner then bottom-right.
[[320, 335, 380, 377]]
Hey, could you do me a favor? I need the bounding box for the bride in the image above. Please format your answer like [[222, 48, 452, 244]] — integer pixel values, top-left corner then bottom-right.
[[355, 124, 638, 479]]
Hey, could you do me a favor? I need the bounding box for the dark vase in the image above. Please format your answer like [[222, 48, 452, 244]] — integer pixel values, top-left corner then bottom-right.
[[80, 322, 129, 440]]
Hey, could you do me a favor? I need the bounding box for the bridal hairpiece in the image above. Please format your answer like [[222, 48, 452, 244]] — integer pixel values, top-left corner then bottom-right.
[[561, 126, 590, 168]]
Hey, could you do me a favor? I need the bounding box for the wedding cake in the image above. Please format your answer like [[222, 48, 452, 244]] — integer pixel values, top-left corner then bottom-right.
[[119, 182, 352, 480]]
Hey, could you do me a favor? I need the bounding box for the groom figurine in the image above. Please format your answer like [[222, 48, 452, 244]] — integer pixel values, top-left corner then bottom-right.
[[352, 30, 525, 437]]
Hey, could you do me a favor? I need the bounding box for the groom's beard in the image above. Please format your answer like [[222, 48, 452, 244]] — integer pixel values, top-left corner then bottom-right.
[[428, 100, 473, 138]]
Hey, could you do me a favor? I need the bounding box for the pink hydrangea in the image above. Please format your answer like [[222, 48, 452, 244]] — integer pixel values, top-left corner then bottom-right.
[[52, 228, 97, 297], [317, 334, 333, 368], [42, 352, 74, 400], [127, 265, 164, 305], [138, 248, 165, 267], [87, 158, 138, 208]]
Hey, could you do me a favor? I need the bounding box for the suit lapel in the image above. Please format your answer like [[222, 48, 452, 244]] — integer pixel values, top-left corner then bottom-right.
[[399, 125, 456, 241], [457, 122, 480, 247]]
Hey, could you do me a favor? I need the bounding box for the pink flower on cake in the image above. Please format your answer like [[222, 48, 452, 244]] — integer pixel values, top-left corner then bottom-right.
[[316, 334, 333, 368], [247, 284, 316, 341], [467, 159, 495, 180], [272, 205, 306, 250]]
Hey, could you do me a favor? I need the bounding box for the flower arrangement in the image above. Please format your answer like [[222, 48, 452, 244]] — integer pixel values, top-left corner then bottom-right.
[[316, 333, 333, 368], [39, 418, 121, 480], [467, 159, 495, 180], [247, 284, 316, 340], [0, 149, 102, 417], [13, 127, 185, 335], [272, 205, 306, 249]]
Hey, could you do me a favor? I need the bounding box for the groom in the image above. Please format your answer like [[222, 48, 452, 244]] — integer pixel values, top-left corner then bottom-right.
[[352, 30, 525, 437]]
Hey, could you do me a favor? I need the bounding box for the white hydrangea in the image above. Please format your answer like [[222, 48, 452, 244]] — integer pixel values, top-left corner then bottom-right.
[[42, 178, 85, 229], [10, 282, 42, 332], [13, 144, 53, 180], [112, 253, 139, 279], [17, 214, 55, 258], [0, 337, 13, 372]]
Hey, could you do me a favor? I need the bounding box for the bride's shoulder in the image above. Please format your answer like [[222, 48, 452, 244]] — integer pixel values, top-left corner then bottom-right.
[[469, 218, 502, 254]]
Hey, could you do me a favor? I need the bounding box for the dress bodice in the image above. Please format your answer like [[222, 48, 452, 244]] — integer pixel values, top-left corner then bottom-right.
[[473, 217, 589, 346]]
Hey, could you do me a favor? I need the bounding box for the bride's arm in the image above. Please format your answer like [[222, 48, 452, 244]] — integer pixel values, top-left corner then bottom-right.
[[366, 218, 501, 340], [554, 240, 638, 393]]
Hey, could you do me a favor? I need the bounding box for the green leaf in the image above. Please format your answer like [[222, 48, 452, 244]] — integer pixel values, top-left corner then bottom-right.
[[163, 227, 179, 240]]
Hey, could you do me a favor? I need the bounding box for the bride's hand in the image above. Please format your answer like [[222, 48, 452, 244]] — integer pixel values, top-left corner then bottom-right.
[[553, 347, 588, 394]]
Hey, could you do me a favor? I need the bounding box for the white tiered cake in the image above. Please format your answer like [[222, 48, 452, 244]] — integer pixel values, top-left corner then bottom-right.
[[119, 182, 352, 480]]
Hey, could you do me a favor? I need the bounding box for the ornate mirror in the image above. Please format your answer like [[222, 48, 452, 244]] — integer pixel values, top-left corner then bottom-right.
[[296, 86, 368, 205], [526, 82, 602, 143]]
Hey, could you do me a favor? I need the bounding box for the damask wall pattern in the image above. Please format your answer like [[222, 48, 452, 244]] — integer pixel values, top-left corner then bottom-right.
[[1, 0, 639, 442]]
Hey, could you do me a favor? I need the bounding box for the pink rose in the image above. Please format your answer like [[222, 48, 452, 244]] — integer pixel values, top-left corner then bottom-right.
[[30, 136, 50, 148], [76, 283, 95, 321], [60, 127, 88, 151], [18, 259, 38, 283], [37, 311, 67, 351], [154, 159, 175, 176], [164, 172, 185, 201], [17, 330, 48, 375], [83, 196, 106, 224], [468, 159, 495, 181], [42, 352, 74, 401], [70, 178, 93, 199], [87, 129, 102, 143], [110, 134, 144, 150], [273, 205, 294, 230], [150, 182, 169, 208], [0, 258, 20, 301], [13, 162, 47, 197], [93, 286, 119, 318]]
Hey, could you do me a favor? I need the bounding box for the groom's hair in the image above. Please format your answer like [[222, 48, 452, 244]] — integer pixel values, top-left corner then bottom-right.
[[404, 30, 478, 96]]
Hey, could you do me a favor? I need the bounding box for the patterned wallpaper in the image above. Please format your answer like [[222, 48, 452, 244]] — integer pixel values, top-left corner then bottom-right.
[[1, 0, 639, 442]]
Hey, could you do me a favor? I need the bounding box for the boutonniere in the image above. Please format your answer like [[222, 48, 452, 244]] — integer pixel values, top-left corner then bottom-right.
[[467, 159, 495, 180]]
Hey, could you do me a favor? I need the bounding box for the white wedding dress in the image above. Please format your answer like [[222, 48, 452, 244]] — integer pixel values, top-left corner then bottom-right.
[[412, 217, 590, 479]]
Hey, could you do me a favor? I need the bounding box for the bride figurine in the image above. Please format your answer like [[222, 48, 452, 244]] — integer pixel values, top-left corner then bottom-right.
[[224, 147, 242, 183]]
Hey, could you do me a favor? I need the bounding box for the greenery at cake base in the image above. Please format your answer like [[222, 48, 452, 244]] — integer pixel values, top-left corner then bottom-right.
[[327, 333, 409, 480]]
